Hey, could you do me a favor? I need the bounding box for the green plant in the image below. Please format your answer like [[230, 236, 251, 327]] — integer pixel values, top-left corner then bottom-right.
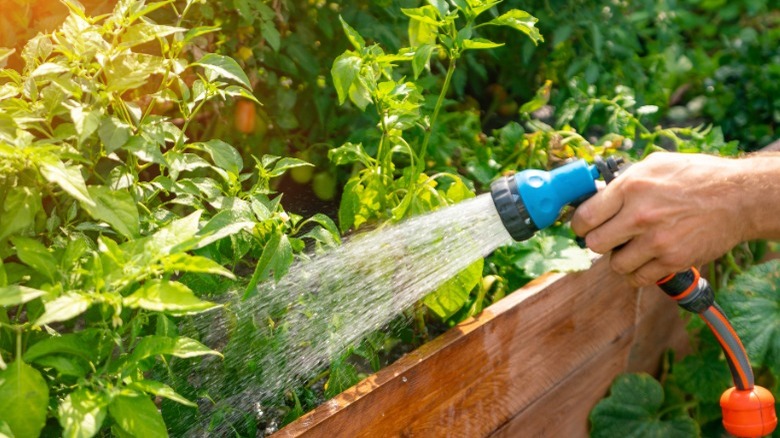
[[0, 1, 338, 436]]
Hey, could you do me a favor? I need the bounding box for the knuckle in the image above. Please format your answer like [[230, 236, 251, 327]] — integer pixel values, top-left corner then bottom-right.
[[609, 253, 629, 275], [585, 233, 608, 254], [632, 271, 654, 287], [633, 209, 662, 230]]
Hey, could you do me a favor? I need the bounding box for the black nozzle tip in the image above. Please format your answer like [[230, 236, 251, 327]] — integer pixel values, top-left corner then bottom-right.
[[490, 175, 537, 242]]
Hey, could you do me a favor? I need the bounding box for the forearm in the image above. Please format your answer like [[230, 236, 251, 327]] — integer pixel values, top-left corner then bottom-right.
[[735, 153, 780, 241]]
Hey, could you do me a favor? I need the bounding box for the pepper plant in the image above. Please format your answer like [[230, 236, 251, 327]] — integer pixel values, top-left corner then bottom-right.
[[0, 1, 338, 436]]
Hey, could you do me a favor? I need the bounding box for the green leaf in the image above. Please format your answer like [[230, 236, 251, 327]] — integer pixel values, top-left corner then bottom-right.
[[24, 330, 102, 363], [0, 360, 49, 438], [123, 135, 166, 166], [444, 177, 474, 203], [129, 380, 196, 407], [120, 22, 186, 48], [32, 356, 87, 378], [11, 236, 58, 282], [123, 280, 220, 316], [329, 142, 372, 167], [128, 0, 176, 23], [325, 356, 359, 399], [512, 233, 592, 277], [424, 259, 483, 319], [108, 393, 168, 438], [261, 20, 281, 52], [270, 234, 293, 281], [404, 6, 440, 47], [35, 293, 92, 326], [30, 62, 69, 77], [590, 373, 698, 438], [0, 187, 42, 241], [69, 106, 102, 145], [0, 286, 46, 307], [190, 139, 243, 175], [461, 38, 504, 51], [37, 155, 94, 207], [98, 117, 131, 153], [58, 388, 108, 438], [338, 16, 365, 50], [481, 10, 544, 45], [0, 48, 14, 69], [401, 6, 443, 26], [244, 231, 282, 298], [672, 341, 732, 403], [82, 186, 140, 239], [194, 53, 252, 89], [104, 54, 161, 94], [160, 253, 236, 279], [268, 156, 313, 178], [412, 44, 435, 79], [520, 80, 552, 115], [193, 209, 256, 250], [128, 336, 222, 364], [331, 52, 362, 105], [182, 25, 220, 44], [718, 260, 780, 375], [426, 0, 448, 17]]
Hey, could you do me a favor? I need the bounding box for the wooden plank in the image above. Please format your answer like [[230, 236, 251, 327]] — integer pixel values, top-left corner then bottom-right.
[[625, 286, 691, 374], [275, 257, 641, 437], [490, 323, 633, 437]]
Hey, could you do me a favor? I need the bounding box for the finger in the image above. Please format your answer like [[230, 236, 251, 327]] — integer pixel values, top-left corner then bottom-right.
[[627, 260, 676, 288], [571, 185, 624, 237], [583, 208, 640, 254], [608, 238, 654, 276]]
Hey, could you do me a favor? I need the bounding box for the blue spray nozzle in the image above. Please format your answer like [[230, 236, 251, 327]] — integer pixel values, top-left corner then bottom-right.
[[490, 157, 623, 241], [513, 159, 599, 230]]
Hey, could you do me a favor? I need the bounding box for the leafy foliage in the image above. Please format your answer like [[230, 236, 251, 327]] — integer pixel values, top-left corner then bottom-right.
[[719, 260, 780, 377], [590, 373, 699, 438], [0, 1, 338, 436]]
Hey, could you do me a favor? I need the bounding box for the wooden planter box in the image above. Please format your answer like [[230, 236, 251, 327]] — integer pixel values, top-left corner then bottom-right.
[[273, 257, 691, 437]]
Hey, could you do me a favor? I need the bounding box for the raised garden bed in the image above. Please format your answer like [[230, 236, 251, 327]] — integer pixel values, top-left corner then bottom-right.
[[273, 256, 691, 436]]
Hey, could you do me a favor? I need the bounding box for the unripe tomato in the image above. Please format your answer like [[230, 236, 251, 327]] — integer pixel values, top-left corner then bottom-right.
[[234, 100, 256, 134], [289, 151, 312, 183], [291, 165, 314, 184], [312, 171, 337, 201]]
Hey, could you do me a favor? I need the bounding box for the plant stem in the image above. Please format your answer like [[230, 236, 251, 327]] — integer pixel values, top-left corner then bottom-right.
[[15, 327, 21, 361], [419, 59, 456, 169]]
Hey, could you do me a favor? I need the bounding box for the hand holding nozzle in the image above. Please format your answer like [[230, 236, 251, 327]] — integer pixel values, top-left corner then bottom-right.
[[490, 155, 777, 437]]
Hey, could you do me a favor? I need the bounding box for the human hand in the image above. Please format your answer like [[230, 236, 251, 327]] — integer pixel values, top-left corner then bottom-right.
[[571, 152, 753, 287]]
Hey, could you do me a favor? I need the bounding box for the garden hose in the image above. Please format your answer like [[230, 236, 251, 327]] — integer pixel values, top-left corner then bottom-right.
[[657, 269, 777, 437], [490, 156, 777, 437]]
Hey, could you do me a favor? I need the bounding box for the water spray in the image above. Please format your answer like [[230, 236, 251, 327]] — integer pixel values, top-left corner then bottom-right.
[[490, 157, 777, 438]]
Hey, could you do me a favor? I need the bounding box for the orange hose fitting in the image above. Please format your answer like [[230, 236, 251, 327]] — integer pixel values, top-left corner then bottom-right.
[[720, 386, 777, 437]]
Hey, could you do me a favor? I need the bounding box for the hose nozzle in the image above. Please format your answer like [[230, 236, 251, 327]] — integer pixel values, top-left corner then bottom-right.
[[490, 159, 602, 241]]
